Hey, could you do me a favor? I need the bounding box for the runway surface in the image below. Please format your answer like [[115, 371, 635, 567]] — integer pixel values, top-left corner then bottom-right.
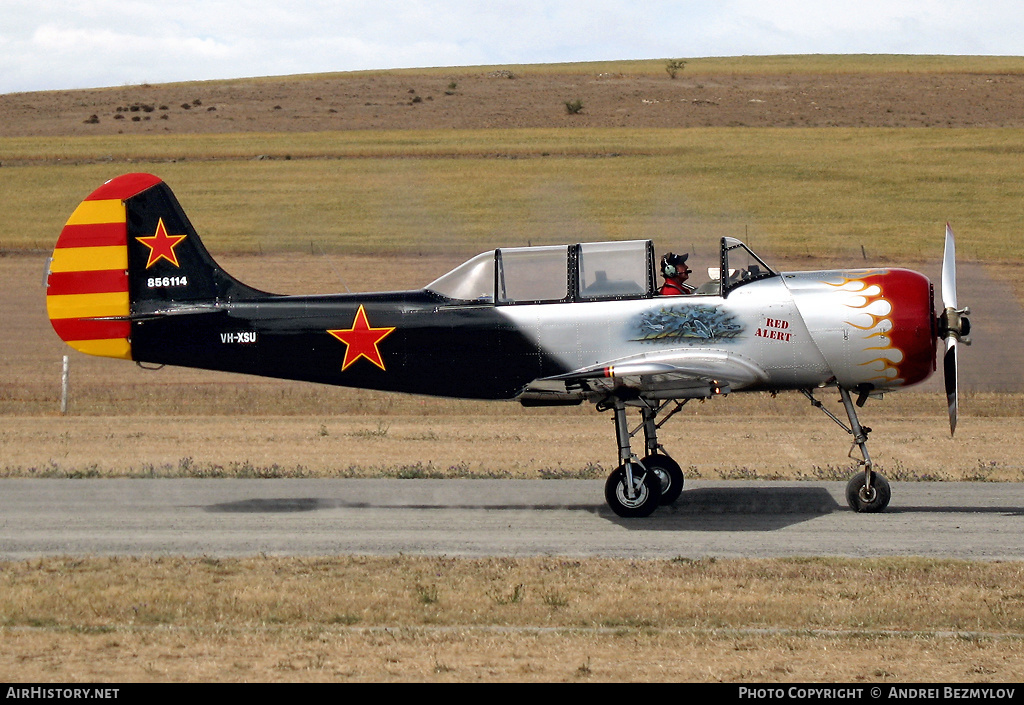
[[1, 479, 1022, 561]]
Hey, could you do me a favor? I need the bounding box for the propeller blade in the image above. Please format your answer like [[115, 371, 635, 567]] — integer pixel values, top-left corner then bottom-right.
[[943, 337, 958, 436], [942, 223, 957, 310]]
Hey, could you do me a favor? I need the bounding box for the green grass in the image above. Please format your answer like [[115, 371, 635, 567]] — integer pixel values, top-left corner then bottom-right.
[[3, 128, 1022, 262]]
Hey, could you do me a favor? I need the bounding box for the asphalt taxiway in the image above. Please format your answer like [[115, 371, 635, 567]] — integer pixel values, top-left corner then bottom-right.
[[1, 479, 1022, 560]]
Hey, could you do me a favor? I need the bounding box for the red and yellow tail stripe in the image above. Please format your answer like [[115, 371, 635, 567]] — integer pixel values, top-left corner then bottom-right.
[[46, 173, 162, 359]]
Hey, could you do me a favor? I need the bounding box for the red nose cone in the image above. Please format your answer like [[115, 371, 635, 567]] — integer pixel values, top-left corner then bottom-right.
[[871, 269, 936, 387]]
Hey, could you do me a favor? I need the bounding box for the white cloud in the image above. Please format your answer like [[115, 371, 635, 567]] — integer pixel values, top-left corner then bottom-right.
[[683, 0, 1024, 57], [1, 0, 1021, 93]]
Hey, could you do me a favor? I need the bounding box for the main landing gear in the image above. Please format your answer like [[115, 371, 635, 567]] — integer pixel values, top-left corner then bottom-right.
[[802, 387, 891, 513], [599, 396, 687, 518]]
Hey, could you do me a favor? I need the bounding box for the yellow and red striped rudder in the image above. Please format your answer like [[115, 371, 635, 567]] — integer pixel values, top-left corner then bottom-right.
[[46, 173, 163, 359]]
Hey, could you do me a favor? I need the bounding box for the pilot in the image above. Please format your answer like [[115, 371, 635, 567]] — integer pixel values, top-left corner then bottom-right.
[[658, 252, 694, 295]]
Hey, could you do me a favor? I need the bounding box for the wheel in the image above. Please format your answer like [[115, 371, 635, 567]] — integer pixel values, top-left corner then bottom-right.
[[641, 453, 684, 505], [604, 463, 660, 518], [846, 471, 891, 513]]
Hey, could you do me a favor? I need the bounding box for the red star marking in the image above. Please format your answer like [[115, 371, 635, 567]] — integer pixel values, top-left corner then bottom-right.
[[327, 305, 396, 371], [136, 218, 188, 268]]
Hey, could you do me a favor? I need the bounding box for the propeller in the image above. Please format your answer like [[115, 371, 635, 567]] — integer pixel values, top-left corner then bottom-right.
[[939, 223, 971, 435]]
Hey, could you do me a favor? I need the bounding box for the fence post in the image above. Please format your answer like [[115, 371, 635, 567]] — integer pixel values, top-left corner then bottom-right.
[[60, 355, 69, 415]]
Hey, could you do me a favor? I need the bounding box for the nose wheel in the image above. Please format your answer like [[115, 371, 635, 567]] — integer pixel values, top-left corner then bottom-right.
[[846, 471, 891, 513], [803, 386, 892, 513]]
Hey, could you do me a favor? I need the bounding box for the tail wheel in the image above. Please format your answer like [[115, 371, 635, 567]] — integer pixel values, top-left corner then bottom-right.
[[605, 463, 660, 518], [641, 453, 684, 505], [846, 471, 891, 513]]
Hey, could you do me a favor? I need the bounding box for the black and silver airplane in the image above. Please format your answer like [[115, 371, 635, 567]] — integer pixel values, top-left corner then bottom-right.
[[46, 173, 971, 517]]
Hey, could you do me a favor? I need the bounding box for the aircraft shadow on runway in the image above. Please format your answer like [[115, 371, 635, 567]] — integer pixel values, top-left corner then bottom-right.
[[884, 506, 1024, 516], [620, 487, 841, 531], [200, 489, 1024, 534], [202, 487, 853, 532]]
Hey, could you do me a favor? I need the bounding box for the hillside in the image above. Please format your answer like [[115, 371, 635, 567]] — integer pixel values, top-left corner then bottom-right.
[[2, 59, 1024, 137]]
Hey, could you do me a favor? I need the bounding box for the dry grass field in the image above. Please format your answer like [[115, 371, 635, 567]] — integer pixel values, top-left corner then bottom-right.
[[2, 56, 1024, 682], [3, 556, 1024, 682]]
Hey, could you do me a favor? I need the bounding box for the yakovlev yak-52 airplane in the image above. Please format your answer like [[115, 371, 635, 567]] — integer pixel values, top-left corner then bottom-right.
[[47, 173, 972, 517]]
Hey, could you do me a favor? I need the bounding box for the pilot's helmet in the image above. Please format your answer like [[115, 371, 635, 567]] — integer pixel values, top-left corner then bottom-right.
[[660, 252, 690, 278]]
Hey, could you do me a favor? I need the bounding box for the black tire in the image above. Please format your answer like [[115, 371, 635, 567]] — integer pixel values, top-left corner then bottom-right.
[[846, 471, 891, 513], [641, 453, 684, 505], [605, 463, 660, 518]]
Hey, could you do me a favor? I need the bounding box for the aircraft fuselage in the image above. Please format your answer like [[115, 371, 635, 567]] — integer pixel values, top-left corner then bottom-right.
[[128, 266, 935, 402]]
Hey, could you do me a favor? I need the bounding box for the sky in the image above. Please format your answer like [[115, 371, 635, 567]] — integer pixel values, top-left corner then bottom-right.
[[2, 0, 1022, 94]]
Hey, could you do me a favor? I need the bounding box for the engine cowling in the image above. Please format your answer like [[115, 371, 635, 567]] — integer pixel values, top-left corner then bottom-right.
[[790, 268, 936, 390]]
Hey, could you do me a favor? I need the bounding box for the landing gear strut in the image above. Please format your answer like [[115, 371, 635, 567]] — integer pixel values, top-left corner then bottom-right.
[[603, 397, 660, 517], [803, 387, 891, 513], [600, 396, 686, 517], [638, 402, 685, 505]]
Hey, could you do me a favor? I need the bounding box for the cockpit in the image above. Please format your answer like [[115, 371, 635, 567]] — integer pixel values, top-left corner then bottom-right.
[[425, 237, 776, 303]]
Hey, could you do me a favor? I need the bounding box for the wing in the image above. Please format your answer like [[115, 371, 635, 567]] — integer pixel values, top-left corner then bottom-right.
[[519, 349, 768, 404]]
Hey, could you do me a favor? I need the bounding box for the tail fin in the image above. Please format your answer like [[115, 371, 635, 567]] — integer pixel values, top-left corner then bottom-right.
[[46, 173, 260, 360]]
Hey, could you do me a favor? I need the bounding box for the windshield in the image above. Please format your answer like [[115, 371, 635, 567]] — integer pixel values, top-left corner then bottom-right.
[[720, 237, 777, 296]]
